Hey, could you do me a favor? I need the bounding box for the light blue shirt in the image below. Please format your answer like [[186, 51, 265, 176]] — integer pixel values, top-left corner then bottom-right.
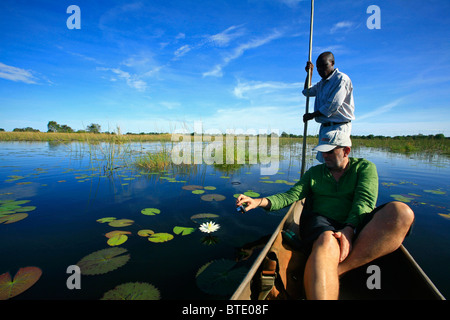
[[302, 68, 355, 124]]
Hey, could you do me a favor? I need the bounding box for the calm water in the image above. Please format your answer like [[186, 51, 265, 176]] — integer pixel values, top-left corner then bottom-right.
[[0, 141, 449, 299]]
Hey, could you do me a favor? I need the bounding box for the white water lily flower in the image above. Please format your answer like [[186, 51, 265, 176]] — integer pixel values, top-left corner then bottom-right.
[[199, 221, 220, 233]]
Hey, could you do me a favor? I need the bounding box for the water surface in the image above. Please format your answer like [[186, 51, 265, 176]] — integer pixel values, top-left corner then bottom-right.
[[0, 141, 448, 299]]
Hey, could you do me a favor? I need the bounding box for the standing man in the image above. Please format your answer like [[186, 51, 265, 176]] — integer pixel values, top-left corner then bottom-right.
[[303, 51, 355, 162]]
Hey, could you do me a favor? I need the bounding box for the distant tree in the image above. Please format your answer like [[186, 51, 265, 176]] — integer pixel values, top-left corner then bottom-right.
[[13, 127, 40, 132], [47, 121, 74, 133], [86, 123, 101, 134], [59, 125, 74, 133], [0, 128, 4, 132], [47, 121, 61, 132]]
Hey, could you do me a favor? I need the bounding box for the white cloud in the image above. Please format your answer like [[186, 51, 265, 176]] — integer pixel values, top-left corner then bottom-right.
[[330, 21, 354, 33], [0, 62, 38, 84], [174, 45, 192, 58], [203, 30, 283, 77], [233, 80, 302, 99], [357, 99, 402, 121], [98, 67, 147, 92], [208, 25, 245, 47]]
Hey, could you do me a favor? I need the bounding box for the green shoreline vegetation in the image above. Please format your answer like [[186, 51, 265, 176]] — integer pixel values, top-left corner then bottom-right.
[[0, 130, 448, 155]]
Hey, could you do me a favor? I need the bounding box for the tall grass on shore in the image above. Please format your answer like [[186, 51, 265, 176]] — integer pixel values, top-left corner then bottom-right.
[[1, 131, 448, 157], [0, 131, 173, 143]]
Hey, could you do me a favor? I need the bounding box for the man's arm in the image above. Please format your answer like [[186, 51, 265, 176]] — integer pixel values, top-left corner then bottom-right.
[[303, 110, 324, 123], [302, 61, 322, 122], [346, 161, 379, 227], [236, 169, 312, 213]]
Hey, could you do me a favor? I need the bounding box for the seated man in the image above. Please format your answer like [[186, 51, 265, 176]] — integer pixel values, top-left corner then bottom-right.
[[236, 130, 414, 300]]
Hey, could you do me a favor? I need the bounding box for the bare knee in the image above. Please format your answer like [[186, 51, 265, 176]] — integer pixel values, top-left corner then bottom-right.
[[312, 231, 340, 252], [384, 201, 415, 229]]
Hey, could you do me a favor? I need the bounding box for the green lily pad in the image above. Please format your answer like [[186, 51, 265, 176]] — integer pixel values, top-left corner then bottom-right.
[[200, 194, 226, 202], [0, 267, 42, 300], [105, 230, 131, 238], [173, 226, 195, 236], [138, 229, 155, 237], [77, 247, 130, 275], [1, 200, 30, 206], [204, 186, 216, 190], [141, 208, 160, 216], [0, 213, 28, 224], [390, 194, 414, 203], [15, 206, 36, 213], [148, 233, 174, 243], [101, 282, 160, 300], [195, 259, 248, 296], [192, 189, 205, 194], [97, 217, 117, 223], [244, 191, 260, 197], [0, 205, 21, 211], [182, 185, 203, 191], [424, 189, 446, 195], [107, 234, 128, 247], [108, 219, 134, 227], [190, 213, 219, 224]]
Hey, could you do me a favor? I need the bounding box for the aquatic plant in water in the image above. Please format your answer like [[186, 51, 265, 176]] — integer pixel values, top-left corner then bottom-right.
[[199, 221, 220, 233], [101, 282, 161, 300], [200, 194, 226, 202], [141, 208, 160, 216], [0, 267, 42, 300], [77, 247, 130, 275], [148, 232, 174, 243], [173, 226, 196, 236]]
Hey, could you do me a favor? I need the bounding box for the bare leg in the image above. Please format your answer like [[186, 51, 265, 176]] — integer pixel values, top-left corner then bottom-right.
[[338, 201, 414, 276], [304, 231, 341, 300]]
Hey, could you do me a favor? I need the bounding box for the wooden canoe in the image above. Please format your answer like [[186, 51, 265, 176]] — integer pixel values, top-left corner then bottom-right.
[[231, 199, 445, 300]]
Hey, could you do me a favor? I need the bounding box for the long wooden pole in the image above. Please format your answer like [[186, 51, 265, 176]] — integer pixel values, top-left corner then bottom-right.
[[301, 0, 314, 177]]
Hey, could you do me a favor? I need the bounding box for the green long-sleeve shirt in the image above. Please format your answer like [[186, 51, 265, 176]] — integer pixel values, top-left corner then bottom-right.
[[266, 157, 378, 228]]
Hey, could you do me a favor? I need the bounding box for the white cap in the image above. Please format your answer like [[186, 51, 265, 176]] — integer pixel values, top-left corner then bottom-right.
[[313, 129, 352, 153]]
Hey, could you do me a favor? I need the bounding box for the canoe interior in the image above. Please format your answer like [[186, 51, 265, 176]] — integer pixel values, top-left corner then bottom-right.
[[231, 200, 445, 300]]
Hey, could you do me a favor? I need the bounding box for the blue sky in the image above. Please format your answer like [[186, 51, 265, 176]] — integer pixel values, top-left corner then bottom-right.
[[1, 0, 449, 136]]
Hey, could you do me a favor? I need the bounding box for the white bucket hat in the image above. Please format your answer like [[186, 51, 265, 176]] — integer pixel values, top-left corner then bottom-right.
[[313, 129, 352, 153]]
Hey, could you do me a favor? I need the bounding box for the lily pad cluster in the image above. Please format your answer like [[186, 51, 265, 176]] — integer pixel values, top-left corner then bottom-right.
[[259, 176, 296, 185], [383, 180, 449, 219], [182, 184, 226, 201], [97, 207, 199, 246], [75, 247, 161, 299], [0, 199, 36, 225]]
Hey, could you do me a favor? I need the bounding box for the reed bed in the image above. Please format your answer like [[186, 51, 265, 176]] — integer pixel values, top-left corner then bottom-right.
[[0, 131, 172, 143], [1, 131, 448, 157]]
